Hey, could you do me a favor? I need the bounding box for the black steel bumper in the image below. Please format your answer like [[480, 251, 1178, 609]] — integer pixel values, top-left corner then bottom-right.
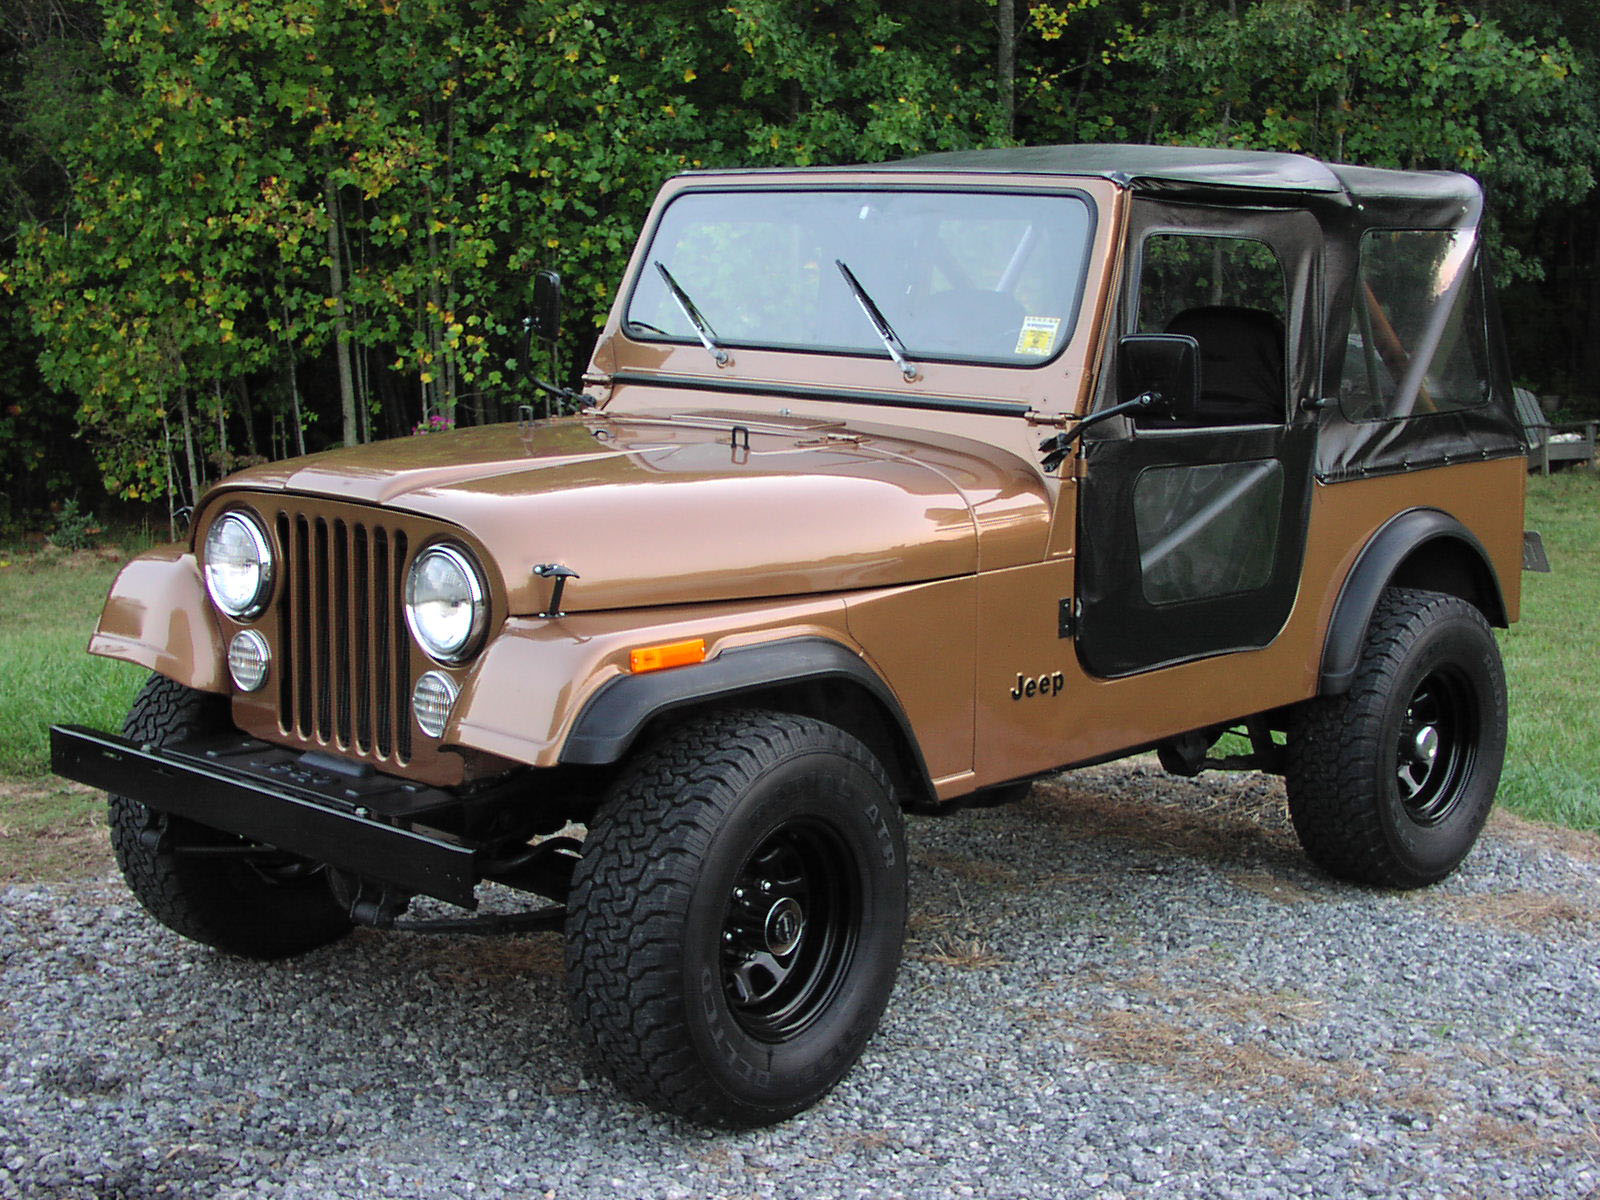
[[50, 724, 480, 908]]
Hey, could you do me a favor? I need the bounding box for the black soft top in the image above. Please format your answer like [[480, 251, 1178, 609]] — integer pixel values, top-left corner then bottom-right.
[[889, 144, 1480, 218]]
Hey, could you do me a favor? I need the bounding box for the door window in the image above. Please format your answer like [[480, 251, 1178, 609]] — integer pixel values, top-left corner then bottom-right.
[[1136, 234, 1289, 426]]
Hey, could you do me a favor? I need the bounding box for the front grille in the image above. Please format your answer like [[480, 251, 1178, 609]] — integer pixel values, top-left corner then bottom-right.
[[275, 512, 412, 765]]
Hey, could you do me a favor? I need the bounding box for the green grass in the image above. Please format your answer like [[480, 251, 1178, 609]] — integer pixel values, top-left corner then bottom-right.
[[1498, 470, 1600, 830], [0, 546, 146, 777]]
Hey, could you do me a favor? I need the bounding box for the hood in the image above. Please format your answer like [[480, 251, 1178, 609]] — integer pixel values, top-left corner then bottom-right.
[[216, 411, 1051, 613]]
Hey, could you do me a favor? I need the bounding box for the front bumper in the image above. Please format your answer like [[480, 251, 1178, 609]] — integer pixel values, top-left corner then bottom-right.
[[50, 725, 480, 907]]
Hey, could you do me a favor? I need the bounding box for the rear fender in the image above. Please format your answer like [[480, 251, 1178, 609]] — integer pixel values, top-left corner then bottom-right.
[[1319, 508, 1507, 695]]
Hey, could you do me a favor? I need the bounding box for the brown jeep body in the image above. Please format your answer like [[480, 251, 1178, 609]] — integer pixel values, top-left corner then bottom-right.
[[53, 145, 1530, 1125]]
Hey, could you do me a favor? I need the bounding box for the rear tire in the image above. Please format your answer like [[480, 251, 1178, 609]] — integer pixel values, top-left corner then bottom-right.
[[109, 674, 352, 959], [564, 710, 907, 1126], [1285, 588, 1506, 888]]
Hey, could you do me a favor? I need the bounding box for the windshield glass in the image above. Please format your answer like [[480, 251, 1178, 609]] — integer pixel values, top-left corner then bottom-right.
[[626, 189, 1094, 368]]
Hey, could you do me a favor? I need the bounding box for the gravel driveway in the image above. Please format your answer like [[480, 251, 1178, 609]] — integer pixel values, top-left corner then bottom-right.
[[4, 759, 1598, 1200]]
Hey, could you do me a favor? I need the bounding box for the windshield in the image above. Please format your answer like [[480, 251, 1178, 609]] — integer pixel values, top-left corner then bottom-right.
[[625, 188, 1095, 368]]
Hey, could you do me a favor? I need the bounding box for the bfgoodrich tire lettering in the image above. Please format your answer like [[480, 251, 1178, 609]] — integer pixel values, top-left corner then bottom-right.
[[109, 673, 352, 959], [564, 709, 907, 1126], [1286, 588, 1507, 888]]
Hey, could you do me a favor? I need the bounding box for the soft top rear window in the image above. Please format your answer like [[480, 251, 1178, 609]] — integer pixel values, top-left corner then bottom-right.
[[1338, 228, 1491, 423], [625, 188, 1094, 369]]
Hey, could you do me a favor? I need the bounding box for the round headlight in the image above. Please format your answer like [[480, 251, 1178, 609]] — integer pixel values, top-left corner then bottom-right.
[[203, 511, 273, 618], [404, 544, 488, 663]]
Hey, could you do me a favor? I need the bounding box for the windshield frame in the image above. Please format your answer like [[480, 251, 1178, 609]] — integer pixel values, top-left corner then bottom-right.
[[619, 183, 1099, 373]]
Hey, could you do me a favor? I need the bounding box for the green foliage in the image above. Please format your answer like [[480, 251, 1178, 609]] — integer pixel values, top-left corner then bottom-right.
[[1, 0, 1598, 503], [1096, 1, 1594, 279], [46, 498, 102, 550]]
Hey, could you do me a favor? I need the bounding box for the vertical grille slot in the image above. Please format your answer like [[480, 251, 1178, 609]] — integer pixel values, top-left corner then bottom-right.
[[393, 531, 412, 760], [274, 508, 410, 765], [352, 526, 372, 755], [374, 529, 392, 758], [313, 517, 332, 740]]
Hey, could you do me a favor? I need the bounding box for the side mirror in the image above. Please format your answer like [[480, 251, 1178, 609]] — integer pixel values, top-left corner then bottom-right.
[[529, 269, 562, 343], [1118, 333, 1200, 422]]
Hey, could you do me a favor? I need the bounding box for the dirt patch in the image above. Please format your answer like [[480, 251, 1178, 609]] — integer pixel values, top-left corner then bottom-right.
[[1116, 967, 1328, 1026], [1437, 890, 1599, 937], [1228, 869, 1321, 905], [1082, 1008, 1375, 1104], [0, 778, 113, 885], [1023, 764, 1300, 865], [920, 850, 1022, 890], [913, 933, 1006, 970], [1487, 808, 1600, 866], [423, 933, 565, 983]]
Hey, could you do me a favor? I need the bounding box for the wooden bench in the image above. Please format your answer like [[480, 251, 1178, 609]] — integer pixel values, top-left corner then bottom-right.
[[1515, 387, 1596, 474]]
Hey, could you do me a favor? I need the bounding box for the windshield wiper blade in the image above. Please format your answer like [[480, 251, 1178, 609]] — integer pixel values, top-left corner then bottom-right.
[[654, 261, 730, 367], [835, 259, 919, 382]]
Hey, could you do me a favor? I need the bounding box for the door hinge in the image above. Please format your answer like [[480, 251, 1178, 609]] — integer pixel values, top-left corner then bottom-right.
[[1058, 598, 1078, 639]]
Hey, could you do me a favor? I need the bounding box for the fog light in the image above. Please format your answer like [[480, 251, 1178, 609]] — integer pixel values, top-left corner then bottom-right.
[[227, 630, 270, 692], [412, 670, 460, 738]]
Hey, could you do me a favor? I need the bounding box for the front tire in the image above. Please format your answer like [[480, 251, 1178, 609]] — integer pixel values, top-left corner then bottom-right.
[[109, 674, 352, 959], [564, 710, 908, 1126], [1286, 588, 1507, 887]]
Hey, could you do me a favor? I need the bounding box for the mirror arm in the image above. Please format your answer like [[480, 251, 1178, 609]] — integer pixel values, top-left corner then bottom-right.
[[531, 376, 583, 404], [1038, 392, 1160, 471]]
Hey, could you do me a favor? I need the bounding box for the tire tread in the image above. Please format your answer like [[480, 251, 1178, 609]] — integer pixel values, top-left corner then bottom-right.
[[1285, 588, 1504, 888], [564, 708, 900, 1126]]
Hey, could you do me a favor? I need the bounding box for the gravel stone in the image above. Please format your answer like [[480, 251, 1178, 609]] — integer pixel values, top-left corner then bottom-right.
[[3, 759, 1598, 1199]]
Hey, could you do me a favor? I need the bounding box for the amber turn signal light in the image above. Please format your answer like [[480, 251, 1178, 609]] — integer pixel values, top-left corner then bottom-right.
[[629, 637, 707, 674]]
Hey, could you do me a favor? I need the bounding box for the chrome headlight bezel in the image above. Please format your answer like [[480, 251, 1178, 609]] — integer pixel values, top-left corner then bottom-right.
[[404, 543, 489, 664], [202, 510, 274, 620]]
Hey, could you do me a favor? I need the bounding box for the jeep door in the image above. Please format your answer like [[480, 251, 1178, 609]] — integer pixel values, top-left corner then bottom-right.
[[1075, 202, 1321, 677]]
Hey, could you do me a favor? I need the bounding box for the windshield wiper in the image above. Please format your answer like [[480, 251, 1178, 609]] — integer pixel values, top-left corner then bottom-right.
[[654, 261, 730, 367], [835, 259, 919, 382]]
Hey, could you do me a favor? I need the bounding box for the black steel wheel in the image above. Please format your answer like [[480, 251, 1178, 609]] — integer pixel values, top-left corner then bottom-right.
[[720, 819, 860, 1043], [109, 673, 352, 959], [565, 709, 907, 1127], [1394, 666, 1480, 826], [1286, 588, 1507, 888]]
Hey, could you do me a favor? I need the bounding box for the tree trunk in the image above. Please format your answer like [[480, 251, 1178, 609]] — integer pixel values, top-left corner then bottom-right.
[[179, 388, 200, 508], [323, 173, 359, 447], [235, 379, 258, 459], [997, 0, 1017, 140]]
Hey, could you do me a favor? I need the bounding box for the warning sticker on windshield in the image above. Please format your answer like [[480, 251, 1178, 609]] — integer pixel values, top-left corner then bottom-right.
[[1014, 316, 1062, 356]]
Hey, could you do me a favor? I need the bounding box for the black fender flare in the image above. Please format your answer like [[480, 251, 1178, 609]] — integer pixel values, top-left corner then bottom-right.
[[1318, 508, 1507, 695], [559, 636, 934, 796]]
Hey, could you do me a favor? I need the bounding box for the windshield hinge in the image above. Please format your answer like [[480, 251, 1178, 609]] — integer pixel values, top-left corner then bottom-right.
[[1024, 410, 1072, 428]]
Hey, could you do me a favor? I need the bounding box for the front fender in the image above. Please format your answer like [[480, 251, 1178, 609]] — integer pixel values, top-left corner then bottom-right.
[[559, 636, 925, 771], [88, 544, 227, 693], [446, 597, 863, 768]]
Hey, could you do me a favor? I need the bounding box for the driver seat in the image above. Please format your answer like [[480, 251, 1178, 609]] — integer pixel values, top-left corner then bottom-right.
[[1164, 306, 1285, 424]]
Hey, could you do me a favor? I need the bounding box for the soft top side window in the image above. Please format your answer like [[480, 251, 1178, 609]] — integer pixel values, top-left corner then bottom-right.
[[1337, 229, 1490, 423], [1135, 233, 1289, 426]]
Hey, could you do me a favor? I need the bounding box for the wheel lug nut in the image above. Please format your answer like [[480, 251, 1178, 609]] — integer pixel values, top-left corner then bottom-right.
[[759, 880, 772, 893], [733, 887, 746, 900]]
